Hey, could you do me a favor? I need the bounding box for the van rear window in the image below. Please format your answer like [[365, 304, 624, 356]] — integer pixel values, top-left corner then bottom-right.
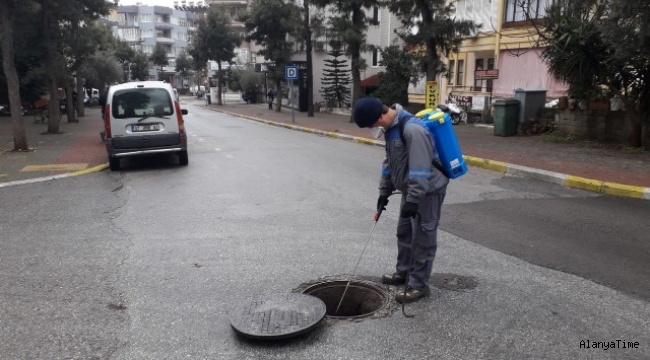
[[112, 88, 173, 119]]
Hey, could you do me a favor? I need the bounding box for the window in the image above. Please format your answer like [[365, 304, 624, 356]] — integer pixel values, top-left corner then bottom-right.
[[141, 29, 154, 38], [448, 60, 455, 85], [372, 48, 379, 66], [111, 88, 173, 119], [139, 14, 153, 22], [372, 7, 379, 23], [456, 60, 464, 86], [504, 0, 553, 23]]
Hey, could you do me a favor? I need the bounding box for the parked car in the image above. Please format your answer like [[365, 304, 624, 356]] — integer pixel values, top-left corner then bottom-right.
[[104, 81, 189, 171], [0, 104, 27, 116]]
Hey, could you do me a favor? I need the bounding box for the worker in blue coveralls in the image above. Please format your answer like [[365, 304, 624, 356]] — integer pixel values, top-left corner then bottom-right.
[[352, 97, 448, 303]]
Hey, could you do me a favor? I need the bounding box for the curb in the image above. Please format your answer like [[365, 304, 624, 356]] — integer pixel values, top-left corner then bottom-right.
[[0, 163, 108, 189], [204, 106, 650, 201]]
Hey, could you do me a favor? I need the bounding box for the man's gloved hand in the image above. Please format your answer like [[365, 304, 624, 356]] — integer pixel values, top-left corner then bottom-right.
[[400, 202, 419, 218], [377, 195, 389, 213]]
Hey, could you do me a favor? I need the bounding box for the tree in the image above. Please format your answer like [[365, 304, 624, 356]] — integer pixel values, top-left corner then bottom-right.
[[36, 0, 110, 134], [600, 0, 650, 147], [62, 20, 115, 120], [536, 0, 650, 147], [128, 51, 150, 81], [79, 51, 124, 92], [372, 44, 420, 106], [385, 0, 480, 82], [150, 43, 168, 79], [0, 0, 28, 150], [241, 0, 301, 111], [175, 52, 193, 90], [191, 5, 241, 106], [312, 0, 380, 121], [320, 42, 351, 109], [114, 39, 136, 82], [303, 0, 314, 116]]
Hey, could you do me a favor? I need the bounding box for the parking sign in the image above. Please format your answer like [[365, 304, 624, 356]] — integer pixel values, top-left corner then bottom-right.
[[285, 66, 299, 80]]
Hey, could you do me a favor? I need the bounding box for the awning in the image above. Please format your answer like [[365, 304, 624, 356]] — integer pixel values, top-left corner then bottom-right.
[[360, 74, 380, 87]]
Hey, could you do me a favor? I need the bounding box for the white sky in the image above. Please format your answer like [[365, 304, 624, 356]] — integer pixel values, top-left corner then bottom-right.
[[118, 0, 176, 7]]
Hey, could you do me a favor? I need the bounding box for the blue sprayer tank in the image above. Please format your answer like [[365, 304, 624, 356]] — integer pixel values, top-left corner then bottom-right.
[[414, 108, 468, 179]]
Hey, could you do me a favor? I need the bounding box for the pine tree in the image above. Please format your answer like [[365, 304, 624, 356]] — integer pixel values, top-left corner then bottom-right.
[[320, 46, 351, 109]]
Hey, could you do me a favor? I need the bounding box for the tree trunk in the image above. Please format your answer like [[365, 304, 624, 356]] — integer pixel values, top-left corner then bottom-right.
[[217, 65, 223, 106], [0, 1, 28, 151], [625, 100, 642, 147], [76, 76, 85, 117], [43, 6, 61, 134], [64, 80, 77, 123], [275, 79, 282, 112], [304, 0, 314, 117], [417, 0, 437, 81], [348, 7, 363, 123]]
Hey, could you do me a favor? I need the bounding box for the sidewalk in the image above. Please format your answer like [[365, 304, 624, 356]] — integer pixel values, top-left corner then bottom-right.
[[203, 102, 650, 199], [0, 107, 107, 186]]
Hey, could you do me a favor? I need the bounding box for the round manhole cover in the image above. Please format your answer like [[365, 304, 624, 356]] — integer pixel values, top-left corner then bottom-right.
[[230, 293, 326, 341]]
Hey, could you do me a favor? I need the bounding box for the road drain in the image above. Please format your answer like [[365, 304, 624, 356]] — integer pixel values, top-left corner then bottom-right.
[[302, 280, 389, 319]]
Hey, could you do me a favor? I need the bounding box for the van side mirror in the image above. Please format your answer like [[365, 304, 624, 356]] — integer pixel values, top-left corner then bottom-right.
[[181, 109, 188, 115]]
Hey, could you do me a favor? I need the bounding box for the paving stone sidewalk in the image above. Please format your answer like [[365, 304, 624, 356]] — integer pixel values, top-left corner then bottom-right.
[[0, 107, 106, 184]]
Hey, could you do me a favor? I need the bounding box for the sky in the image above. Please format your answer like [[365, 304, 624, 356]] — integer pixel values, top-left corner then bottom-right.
[[118, 0, 177, 7]]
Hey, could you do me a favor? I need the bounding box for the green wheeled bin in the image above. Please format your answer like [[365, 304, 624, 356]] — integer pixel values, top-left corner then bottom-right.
[[493, 99, 521, 137]]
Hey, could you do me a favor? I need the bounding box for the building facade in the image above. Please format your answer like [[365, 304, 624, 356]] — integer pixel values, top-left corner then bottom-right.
[[110, 5, 199, 88], [418, 0, 568, 113]]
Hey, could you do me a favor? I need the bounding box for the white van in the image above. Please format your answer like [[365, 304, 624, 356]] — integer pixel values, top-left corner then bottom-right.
[[104, 81, 189, 170]]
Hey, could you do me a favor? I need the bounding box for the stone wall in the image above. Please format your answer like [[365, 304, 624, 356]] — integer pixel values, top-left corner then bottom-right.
[[553, 109, 631, 143]]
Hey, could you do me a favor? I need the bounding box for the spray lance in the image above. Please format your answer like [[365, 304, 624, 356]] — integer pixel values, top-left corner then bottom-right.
[[334, 191, 415, 317], [334, 206, 384, 315]]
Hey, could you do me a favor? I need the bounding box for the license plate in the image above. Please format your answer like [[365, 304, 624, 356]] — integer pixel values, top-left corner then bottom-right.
[[132, 124, 160, 132]]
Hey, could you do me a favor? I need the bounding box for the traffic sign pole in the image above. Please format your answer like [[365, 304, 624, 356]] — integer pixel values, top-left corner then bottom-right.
[[291, 80, 295, 123], [284, 65, 299, 123]]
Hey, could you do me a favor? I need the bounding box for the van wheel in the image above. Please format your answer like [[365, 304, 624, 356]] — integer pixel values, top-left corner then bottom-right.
[[178, 150, 189, 166], [109, 157, 120, 171]]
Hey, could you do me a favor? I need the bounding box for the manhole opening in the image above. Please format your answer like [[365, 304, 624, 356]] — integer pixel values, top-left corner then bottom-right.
[[302, 280, 388, 319]]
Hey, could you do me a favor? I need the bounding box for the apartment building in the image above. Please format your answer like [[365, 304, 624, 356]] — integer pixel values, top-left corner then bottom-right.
[[302, 5, 401, 105], [424, 0, 567, 112], [110, 5, 199, 88]]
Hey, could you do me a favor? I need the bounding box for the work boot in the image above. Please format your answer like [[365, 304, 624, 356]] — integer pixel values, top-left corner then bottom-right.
[[382, 273, 406, 285], [395, 287, 430, 303]]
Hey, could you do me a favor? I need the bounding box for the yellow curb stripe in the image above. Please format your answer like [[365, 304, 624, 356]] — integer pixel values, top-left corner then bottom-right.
[[463, 155, 508, 173], [600, 182, 645, 199], [68, 163, 108, 176], [21, 163, 88, 172], [564, 175, 604, 193]]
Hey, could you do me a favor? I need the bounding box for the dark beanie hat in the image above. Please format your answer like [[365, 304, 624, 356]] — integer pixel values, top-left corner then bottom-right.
[[352, 97, 383, 128]]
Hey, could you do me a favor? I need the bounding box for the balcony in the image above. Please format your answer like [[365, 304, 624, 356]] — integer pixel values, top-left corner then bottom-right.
[[155, 22, 174, 30], [156, 37, 175, 44]]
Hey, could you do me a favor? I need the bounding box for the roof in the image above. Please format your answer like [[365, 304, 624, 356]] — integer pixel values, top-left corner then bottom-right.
[[360, 74, 380, 87], [109, 81, 173, 92]]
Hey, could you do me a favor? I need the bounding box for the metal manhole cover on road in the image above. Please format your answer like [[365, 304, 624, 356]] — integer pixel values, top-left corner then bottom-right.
[[230, 293, 326, 341]]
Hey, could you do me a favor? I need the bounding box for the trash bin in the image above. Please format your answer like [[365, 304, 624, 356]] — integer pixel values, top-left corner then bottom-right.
[[514, 88, 547, 125], [493, 99, 520, 136], [206, 94, 211, 105]]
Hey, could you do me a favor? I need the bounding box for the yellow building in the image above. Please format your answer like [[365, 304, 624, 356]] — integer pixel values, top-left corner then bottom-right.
[[411, 0, 566, 112]]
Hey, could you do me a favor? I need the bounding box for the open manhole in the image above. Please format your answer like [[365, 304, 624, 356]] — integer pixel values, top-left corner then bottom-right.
[[302, 280, 389, 319]]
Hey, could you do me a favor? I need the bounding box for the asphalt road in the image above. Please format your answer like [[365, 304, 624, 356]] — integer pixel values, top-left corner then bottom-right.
[[0, 102, 648, 359]]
